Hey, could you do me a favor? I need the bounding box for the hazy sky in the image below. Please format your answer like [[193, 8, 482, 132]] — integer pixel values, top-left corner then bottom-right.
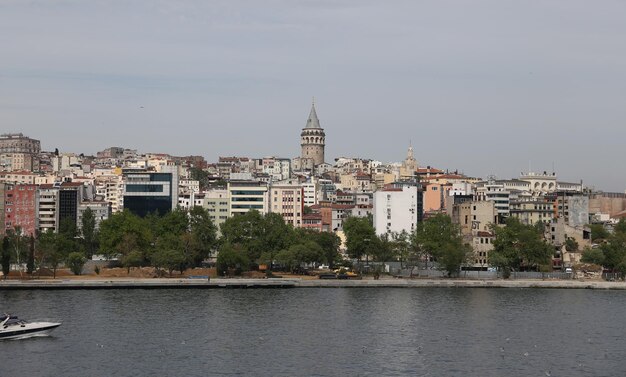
[[1, 0, 625, 191]]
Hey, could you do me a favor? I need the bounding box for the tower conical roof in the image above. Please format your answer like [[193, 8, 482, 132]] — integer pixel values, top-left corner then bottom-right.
[[305, 102, 321, 129]]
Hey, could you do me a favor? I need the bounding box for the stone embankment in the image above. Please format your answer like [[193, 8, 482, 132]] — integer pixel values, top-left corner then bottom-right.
[[1, 278, 625, 290]]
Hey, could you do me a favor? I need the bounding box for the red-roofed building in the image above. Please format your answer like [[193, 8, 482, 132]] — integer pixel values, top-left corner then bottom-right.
[[302, 213, 325, 232]]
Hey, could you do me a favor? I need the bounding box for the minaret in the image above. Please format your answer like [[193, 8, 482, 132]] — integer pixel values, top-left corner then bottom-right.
[[403, 142, 418, 171], [300, 99, 326, 169]]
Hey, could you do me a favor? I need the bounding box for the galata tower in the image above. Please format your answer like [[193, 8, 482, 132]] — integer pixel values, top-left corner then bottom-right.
[[300, 100, 325, 167]]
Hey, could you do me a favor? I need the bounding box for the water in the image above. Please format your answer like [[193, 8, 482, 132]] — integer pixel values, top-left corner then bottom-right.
[[1, 288, 625, 377]]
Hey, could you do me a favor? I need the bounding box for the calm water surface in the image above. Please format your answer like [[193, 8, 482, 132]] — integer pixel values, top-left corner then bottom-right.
[[1, 288, 625, 377]]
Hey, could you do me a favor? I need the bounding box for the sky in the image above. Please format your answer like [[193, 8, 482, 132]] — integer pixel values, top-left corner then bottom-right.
[[1, 0, 625, 191]]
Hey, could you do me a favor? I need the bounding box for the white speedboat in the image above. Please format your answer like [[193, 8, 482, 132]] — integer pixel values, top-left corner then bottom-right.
[[0, 313, 61, 340]]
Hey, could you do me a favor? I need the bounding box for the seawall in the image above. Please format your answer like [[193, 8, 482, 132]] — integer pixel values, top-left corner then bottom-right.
[[1, 278, 626, 290]]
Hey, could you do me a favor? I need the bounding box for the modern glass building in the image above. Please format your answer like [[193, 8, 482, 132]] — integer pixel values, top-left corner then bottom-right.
[[123, 170, 178, 217]]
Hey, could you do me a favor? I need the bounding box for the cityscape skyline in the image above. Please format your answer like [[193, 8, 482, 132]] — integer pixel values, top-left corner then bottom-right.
[[2, 1, 625, 191]]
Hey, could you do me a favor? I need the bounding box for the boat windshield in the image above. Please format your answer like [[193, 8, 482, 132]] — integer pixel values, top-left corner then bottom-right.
[[1, 315, 25, 327]]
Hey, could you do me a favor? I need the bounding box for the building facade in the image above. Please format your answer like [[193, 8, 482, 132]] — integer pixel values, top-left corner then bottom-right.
[[269, 181, 304, 227], [227, 180, 269, 216], [203, 189, 230, 230], [123, 169, 178, 217], [77, 200, 110, 231], [373, 184, 422, 235], [3, 183, 38, 236], [0, 133, 41, 173]]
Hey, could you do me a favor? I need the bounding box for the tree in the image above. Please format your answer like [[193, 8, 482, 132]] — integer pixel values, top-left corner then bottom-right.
[[372, 234, 394, 262], [152, 232, 186, 276], [216, 243, 249, 276], [80, 207, 98, 258], [151, 248, 186, 277], [188, 206, 218, 266], [411, 214, 471, 277], [35, 231, 66, 279], [157, 208, 189, 237], [58, 217, 78, 241], [121, 250, 144, 274], [598, 219, 626, 275], [1, 236, 10, 279], [580, 247, 605, 266], [261, 213, 295, 269], [220, 210, 295, 267], [590, 224, 610, 243], [98, 210, 152, 260], [118, 233, 144, 273], [489, 218, 553, 277], [27, 235, 35, 274], [565, 237, 579, 252], [274, 248, 298, 272], [343, 216, 377, 262], [67, 252, 86, 275], [7, 227, 27, 277], [275, 242, 324, 273], [392, 230, 410, 268], [188, 167, 210, 190], [308, 231, 341, 268], [220, 210, 265, 262]]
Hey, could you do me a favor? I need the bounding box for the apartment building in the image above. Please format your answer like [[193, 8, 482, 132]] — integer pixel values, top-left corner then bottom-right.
[[227, 180, 269, 217], [270, 181, 304, 227], [3, 183, 38, 236], [373, 184, 423, 235]]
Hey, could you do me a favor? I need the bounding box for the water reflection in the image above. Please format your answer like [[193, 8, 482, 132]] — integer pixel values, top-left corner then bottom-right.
[[1, 288, 626, 376]]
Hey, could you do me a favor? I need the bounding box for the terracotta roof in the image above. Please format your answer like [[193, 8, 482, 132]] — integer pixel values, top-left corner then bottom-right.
[[61, 182, 83, 187], [477, 231, 494, 237], [416, 168, 444, 174], [424, 174, 465, 180], [1, 170, 35, 175], [331, 204, 354, 210], [303, 213, 322, 220]]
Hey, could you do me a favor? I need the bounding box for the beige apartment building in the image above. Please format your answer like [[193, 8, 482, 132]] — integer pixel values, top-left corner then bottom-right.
[[203, 189, 230, 230], [509, 197, 553, 225], [270, 181, 304, 228]]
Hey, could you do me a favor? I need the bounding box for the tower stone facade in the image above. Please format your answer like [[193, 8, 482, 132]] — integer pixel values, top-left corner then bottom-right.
[[300, 102, 325, 169]]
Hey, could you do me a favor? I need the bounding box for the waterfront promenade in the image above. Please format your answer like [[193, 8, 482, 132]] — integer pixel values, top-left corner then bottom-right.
[[1, 277, 626, 290]]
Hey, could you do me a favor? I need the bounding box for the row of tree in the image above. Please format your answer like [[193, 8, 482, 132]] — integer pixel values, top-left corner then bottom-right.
[[5, 203, 605, 279], [342, 214, 554, 277], [1, 207, 99, 279]]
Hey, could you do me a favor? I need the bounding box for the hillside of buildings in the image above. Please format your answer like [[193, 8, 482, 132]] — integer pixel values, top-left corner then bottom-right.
[[2, 129, 626, 280]]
